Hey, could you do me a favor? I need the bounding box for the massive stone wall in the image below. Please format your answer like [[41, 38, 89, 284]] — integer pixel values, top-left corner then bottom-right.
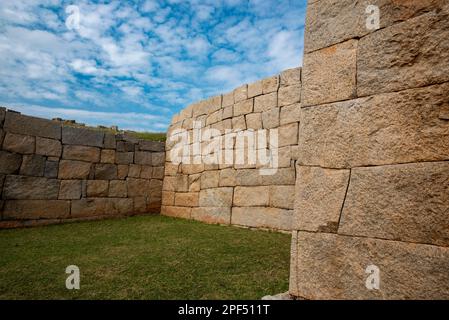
[[289, 0, 449, 299], [0, 109, 164, 228], [162, 67, 302, 231]]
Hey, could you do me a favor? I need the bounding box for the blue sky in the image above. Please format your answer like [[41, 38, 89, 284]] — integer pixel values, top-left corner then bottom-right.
[[0, 0, 306, 132]]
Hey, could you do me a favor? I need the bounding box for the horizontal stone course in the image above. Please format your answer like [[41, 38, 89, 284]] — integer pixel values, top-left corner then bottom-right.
[[3, 175, 60, 200], [4, 112, 61, 140], [62, 126, 104, 147]]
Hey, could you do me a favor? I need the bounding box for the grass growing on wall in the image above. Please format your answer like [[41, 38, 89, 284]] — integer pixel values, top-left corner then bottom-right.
[[0, 215, 290, 300]]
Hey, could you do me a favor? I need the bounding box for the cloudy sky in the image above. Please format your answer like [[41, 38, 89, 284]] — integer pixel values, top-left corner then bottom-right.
[[0, 0, 306, 132]]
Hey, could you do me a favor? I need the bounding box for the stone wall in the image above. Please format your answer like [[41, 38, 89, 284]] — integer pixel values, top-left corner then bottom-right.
[[162, 67, 302, 231], [0, 109, 164, 228], [289, 0, 449, 299]]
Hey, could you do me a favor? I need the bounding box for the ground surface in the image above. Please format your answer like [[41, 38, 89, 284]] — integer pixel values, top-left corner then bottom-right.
[[0, 215, 290, 300]]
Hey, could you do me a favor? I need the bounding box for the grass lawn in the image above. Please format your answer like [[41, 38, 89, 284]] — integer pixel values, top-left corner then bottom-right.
[[0, 215, 291, 300]]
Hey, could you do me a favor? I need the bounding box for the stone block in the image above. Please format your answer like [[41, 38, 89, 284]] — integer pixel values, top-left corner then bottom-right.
[[222, 105, 233, 119], [192, 207, 231, 225], [358, 9, 449, 97], [4, 112, 61, 139], [278, 84, 301, 107], [245, 113, 262, 130], [280, 103, 301, 125], [232, 207, 292, 230], [71, 198, 113, 218], [152, 166, 164, 180], [248, 80, 263, 98], [270, 185, 295, 209], [200, 170, 220, 189], [254, 92, 277, 113], [280, 67, 301, 86], [44, 160, 58, 178], [174, 192, 199, 207], [36, 137, 62, 157], [117, 141, 135, 152], [134, 151, 152, 165], [206, 109, 222, 126], [128, 164, 141, 178], [62, 145, 100, 162], [292, 231, 449, 300], [138, 140, 165, 152], [302, 40, 357, 107], [2, 132, 35, 154], [298, 83, 449, 168], [188, 174, 201, 192], [219, 168, 237, 187], [234, 99, 253, 117], [101, 149, 115, 163], [3, 200, 70, 220], [58, 160, 91, 179], [279, 123, 298, 147], [3, 175, 59, 200], [235, 169, 263, 186], [262, 76, 279, 94], [127, 178, 150, 197], [162, 191, 175, 206], [0, 107, 5, 126], [162, 176, 176, 191], [232, 115, 246, 131], [234, 85, 248, 103], [340, 162, 449, 247], [294, 166, 350, 232], [161, 206, 192, 219], [87, 180, 109, 197], [19, 155, 45, 177], [0, 151, 22, 174], [222, 92, 234, 107], [116, 152, 134, 165], [104, 133, 116, 149], [199, 187, 233, 207], [152, 152, 165, 166], [117, 165, 129, 179], [140, 166, 152, 179], [95, 163, 118, 180], [277, 146, 292, 168], [59, 180, 82, 200], [233, 186, 269, 207], [62, 126, 104, 147], [164, 163, 179, 176], [261, 167, 296, 185], [109, 180, 127, 198], [262, 108, 280, 129]]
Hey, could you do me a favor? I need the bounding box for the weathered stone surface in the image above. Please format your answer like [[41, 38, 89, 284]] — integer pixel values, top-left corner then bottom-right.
[[358, 9, 449, 97], [62, 126, 104, 147], [280, 67, 301, 87], [140, 166, 152, 179], [71, 198, 133, 217], [206, 109, 222, 126], [292, 231, 449, 300], [277, 146, 292, 168], [222, 105, 233, 120], [138, 140, 164, 152], [117, 141, 135, 153], [163, 176, 176, 191], [128, 164, 141, 178], [219, 168, 237, 187], [116, 152, 134, 165], [248, 80, 263, 98], [134, 197, 148, 213], [245, 113, 262, 130], [152, 152, 165, 166], [101, 149, 115, 163], [278, 123, 298, 147], [152, 166, 164, 180], [59, 180, 82, 200], [280, 103, 301, 125], [261, 167, 296, 185], [44, 160, 58, 178], [87, 180, 109, 197], [302, 40, 357, 107], [232, 115, 246, 131], [278, 85, 301, 107], [199, 187, 233, 207], [262, 108, 280, 129], [104, 133, 116, 149], [161, 205, 192, 219], [117, 165, 129, 179], [175, 192, 199, 207], [4, 112, 61, 139], [294, 166, 350, 232], [254, 92, 277, 113], [36, 137, 61, 157], [58, 160, 91, 179], [234, 99, 253, 117], [109, 180, 127, 198], [0, 107, 5, 126], [188, 174, 201, 192], [262, 76, 279, 94], [3, 132, 35, 154], [232, 207, 292, 230], [234, 85, 248, 103], [222, 92, 234, 107], [0, 151, 21, 174], [162, 191, 175, 206], [149, 179, 163, 194], [164, 163, 179, 176], [3, 200, 70, 220], [200, 170, 219, 189], [298, 83, 449, 168], [340, 162, 449, 246], [235, 169, 263, 186], [19, 155, 45, 177], [134, 151, 152, 165], [270, 186, 295, 209], [192, 207, 231, 225], [3, 175, 59, 200], [95, 163, 118, 180], [63, 145, 100, 162], [127, 178, 150, 197], [233, 186, 269, 207]]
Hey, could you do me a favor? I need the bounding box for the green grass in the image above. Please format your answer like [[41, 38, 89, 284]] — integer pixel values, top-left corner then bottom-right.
[[0, 215, 291, 300], [128, 131, 166, 142]]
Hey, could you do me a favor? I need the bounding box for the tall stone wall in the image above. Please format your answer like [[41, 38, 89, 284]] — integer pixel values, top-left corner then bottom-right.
[[0, 108, 164, 228], [289, 0, 449, 299], [162, 67, 302, 231]]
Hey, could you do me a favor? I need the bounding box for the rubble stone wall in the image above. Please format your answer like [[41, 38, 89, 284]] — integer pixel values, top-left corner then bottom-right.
[[162, 67, 302, 231], [289, 0, 449, 299], [0, 109, 165, 228]]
